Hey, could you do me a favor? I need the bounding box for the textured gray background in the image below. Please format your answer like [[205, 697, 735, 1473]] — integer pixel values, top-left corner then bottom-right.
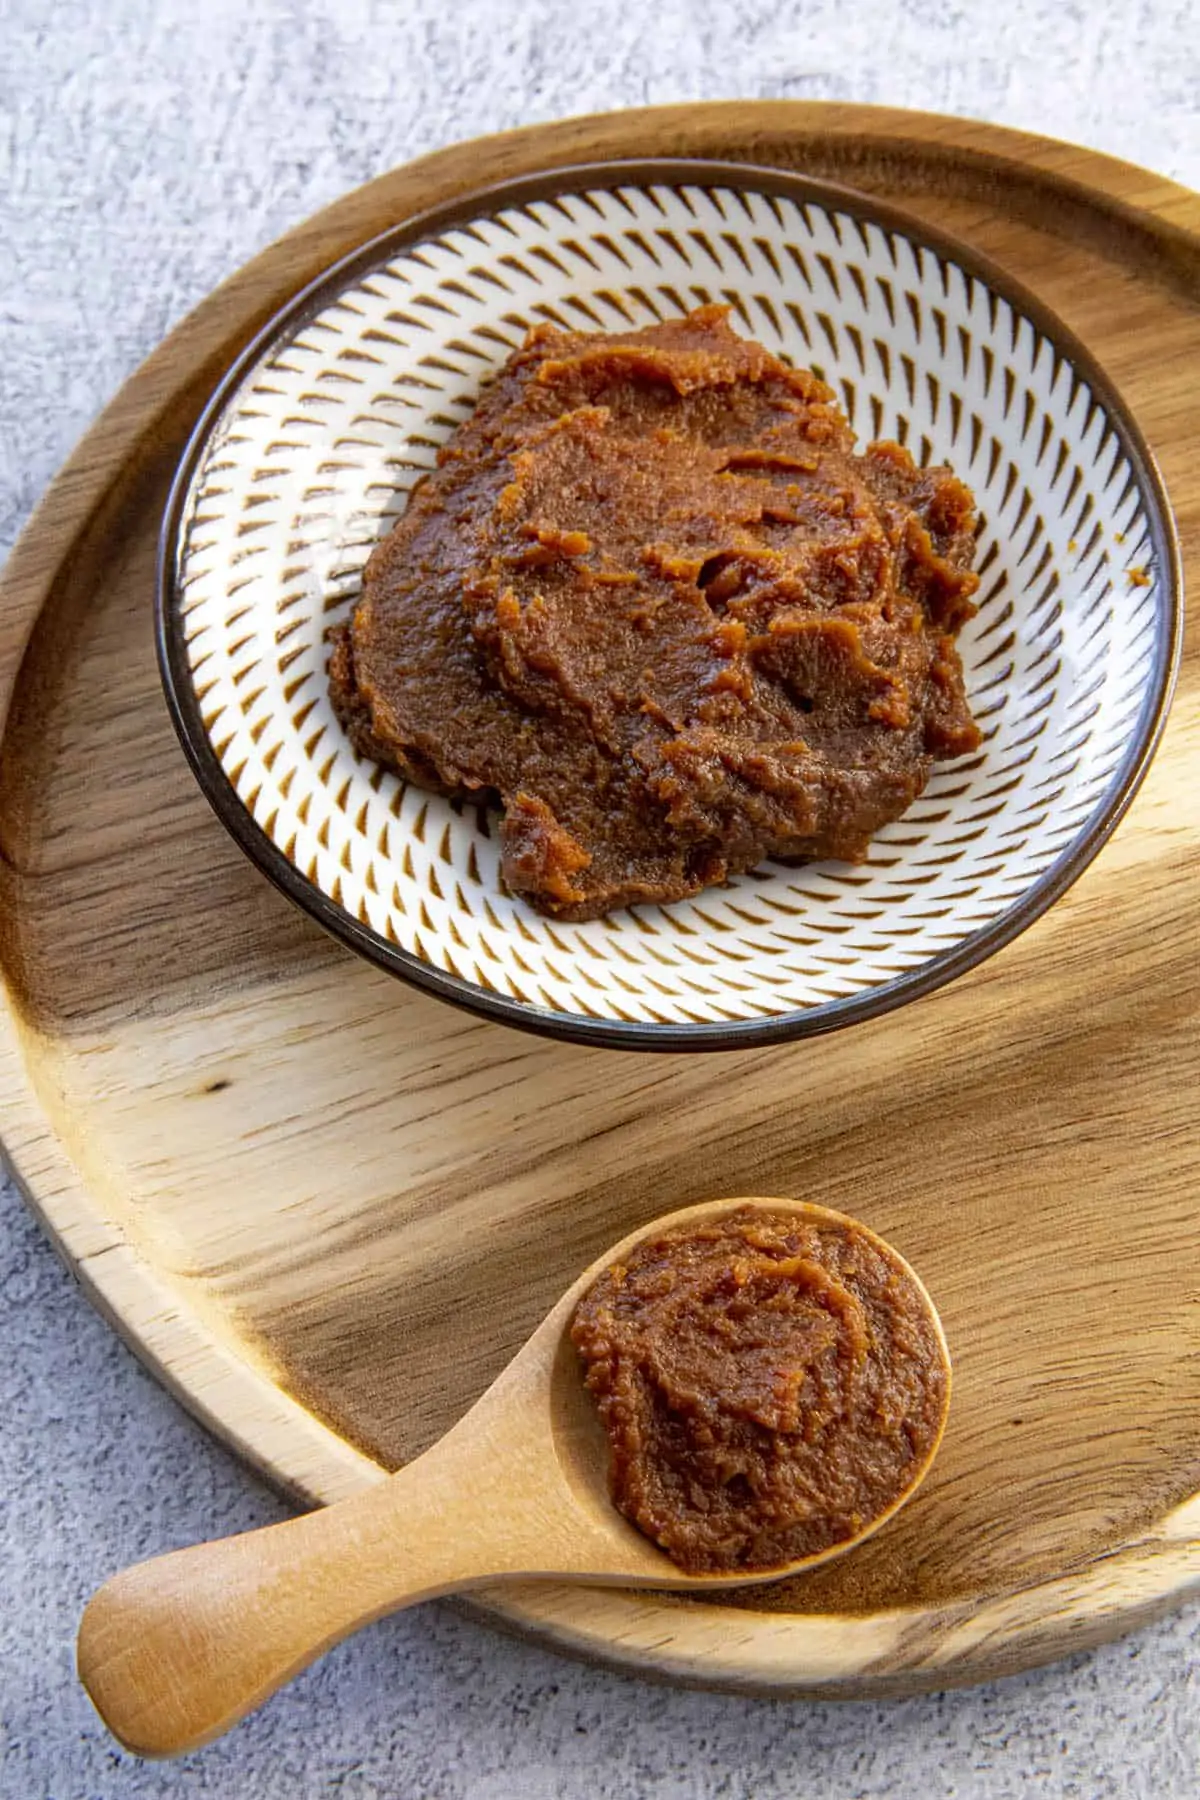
[[2, 1, 1199, 1794]]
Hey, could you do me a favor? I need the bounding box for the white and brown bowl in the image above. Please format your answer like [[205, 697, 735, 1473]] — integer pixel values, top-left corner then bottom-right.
[[157, 160, 1181, 1050]]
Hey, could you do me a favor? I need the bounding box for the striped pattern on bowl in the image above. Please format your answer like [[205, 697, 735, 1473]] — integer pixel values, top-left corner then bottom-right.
[[160, 162, 1179, 1048]]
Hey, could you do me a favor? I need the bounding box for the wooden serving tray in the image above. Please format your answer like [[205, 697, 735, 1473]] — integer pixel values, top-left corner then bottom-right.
[[2, 103, 1199, 1698]]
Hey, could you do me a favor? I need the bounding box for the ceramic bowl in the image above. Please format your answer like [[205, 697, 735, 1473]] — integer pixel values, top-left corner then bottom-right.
[[158, 160, 1181, 1050]]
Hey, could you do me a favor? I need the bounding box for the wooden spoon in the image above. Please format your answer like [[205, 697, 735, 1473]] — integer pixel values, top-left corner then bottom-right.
[[77, 1197, 949, 1757]]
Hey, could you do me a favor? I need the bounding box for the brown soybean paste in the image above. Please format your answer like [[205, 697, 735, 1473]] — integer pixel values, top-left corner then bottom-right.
[[330, 306, 981, 920], [570, 1208, 948, 1574]]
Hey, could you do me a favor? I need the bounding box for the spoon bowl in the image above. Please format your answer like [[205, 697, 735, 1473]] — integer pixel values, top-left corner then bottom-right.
[[77, 1196, 949, 1756]]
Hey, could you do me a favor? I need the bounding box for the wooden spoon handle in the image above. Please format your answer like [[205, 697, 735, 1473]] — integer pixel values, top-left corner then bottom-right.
[[76, 1438, 518, 1757]]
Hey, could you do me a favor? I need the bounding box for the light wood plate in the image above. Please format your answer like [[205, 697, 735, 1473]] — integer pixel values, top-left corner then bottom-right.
[[2, 103, 1199, 1698]]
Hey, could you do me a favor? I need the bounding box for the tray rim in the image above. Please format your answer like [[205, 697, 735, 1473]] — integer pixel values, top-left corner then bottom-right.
[[4, 100, 1200, 1697], [155, 155, 1183, 1054]]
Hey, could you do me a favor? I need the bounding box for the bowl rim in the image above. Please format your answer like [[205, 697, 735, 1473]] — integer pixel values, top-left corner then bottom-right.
[[156, 156, 1184, 1053]]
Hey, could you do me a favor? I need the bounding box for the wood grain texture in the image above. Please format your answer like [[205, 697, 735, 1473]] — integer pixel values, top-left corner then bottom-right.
[[77, 1197, 949, 1755], [2, 103, 1200, 1696]]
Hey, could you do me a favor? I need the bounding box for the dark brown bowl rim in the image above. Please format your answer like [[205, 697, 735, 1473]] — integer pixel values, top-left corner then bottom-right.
[[157, 157, 1183, 1053]]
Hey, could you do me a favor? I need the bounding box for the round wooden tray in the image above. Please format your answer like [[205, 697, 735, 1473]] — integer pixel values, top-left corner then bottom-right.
[[2, 103, 1199, 1699]]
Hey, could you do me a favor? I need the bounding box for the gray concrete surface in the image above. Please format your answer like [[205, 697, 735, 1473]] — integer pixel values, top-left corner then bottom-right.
[[2, 2, 1199, 1793]]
